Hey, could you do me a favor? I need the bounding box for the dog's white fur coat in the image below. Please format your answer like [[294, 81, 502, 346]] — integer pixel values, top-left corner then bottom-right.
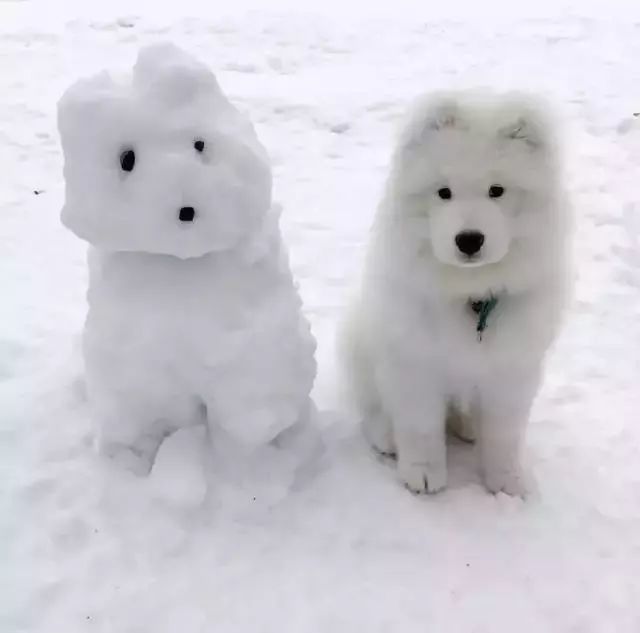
[[340, 92, 571, 495]]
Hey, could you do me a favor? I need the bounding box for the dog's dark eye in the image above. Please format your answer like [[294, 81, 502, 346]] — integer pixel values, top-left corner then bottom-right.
[[194, 140, 205, 153], [437, 187, 452, 200], [120, 149, 135, 172], [488, 184, 505, 198]]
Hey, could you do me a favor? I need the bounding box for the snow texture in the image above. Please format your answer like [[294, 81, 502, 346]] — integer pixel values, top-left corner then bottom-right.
[[2, 2, 640, 633], [57, 43, 318, 481], [59, 43, 273, 259]]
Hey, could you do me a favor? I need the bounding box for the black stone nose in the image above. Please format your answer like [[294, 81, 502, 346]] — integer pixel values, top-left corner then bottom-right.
[[455, 231, 485, 256], [179, 206, 195, 223]]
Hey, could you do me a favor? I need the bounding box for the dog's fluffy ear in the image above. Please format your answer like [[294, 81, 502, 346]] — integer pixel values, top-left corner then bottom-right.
[[495, 96, 552, 150], [421, 95, 462, 131], [400, 94, 464, 152]]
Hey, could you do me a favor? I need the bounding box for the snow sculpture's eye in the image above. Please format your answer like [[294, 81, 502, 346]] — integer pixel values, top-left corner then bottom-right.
[[437, 187, 452, 200], [194, 139, 205, 153], [120, 149, 135, 172], [488, 184, 505, 198]]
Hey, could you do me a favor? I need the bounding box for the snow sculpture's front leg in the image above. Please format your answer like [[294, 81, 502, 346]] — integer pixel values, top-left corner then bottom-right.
[[84, 342, 197, 475], [91, 394, 168, 475], [206, 325, 316, 447]]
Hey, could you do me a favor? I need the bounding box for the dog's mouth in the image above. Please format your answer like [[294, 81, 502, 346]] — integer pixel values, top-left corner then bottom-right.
[[454, 254, 486, 268], [429, 233, 509, 269]]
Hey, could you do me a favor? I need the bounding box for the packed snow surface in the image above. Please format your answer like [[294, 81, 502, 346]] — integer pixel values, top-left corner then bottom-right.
[[2, 2, 640, 632]]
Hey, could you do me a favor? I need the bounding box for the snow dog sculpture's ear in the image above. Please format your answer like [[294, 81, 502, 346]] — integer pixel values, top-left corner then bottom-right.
[[57, 71, 121, 142], [132, 42, 222, 107]]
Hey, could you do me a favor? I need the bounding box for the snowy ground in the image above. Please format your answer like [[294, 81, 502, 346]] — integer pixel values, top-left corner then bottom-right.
[[2, 1, 640, 631]]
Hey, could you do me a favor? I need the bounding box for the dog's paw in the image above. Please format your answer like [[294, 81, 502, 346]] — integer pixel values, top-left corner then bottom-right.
[[398, 460, 447, 495], [483, 466, 526, 497]]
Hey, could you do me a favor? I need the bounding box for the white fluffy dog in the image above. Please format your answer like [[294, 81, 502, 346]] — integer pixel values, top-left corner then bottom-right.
[[340, 92, 571, 495], [58, 44, 316, 474]]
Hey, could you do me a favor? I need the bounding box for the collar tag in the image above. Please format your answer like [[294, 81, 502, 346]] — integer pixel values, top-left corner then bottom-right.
[[469, 296, 498, 342]]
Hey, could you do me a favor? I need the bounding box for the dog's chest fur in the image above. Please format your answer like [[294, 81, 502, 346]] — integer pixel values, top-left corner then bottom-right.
[[428, 289, 557, 383]]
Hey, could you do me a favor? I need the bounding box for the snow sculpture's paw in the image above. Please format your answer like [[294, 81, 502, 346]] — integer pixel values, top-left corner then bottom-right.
[[397, 458, 447, 495], [149, 427, 207, 508], [223, 405, 298, 447], [100, 441, 154, 476]]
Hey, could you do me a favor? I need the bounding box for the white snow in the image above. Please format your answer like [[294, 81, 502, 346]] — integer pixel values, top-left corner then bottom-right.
[[59, 42, 274, 259], [56, 42, 317, 488], [2, 2, 640, 632]]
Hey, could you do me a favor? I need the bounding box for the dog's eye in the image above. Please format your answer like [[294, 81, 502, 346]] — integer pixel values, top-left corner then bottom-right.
[[437, 187, 452, 200], [120, 149, 135, 172], [488, 184, 505, 198], [194, 139, 205, 153]]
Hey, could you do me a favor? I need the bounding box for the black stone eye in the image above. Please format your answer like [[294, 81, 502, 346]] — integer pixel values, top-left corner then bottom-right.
[[437, 187, 452, 200], [489, 184, 505, 198], [120, 149, 135, 172], [194, 139, 205, 153]]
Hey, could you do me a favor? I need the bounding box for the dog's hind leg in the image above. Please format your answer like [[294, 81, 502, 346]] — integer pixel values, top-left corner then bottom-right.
[[339, 310, 396, 456]]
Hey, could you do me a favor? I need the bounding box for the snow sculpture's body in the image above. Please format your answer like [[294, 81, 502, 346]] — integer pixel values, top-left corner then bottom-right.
[[58, 44, 316, 473]]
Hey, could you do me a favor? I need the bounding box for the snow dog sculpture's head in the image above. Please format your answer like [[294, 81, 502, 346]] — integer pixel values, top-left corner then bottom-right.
[[58, 43, 271, 259]]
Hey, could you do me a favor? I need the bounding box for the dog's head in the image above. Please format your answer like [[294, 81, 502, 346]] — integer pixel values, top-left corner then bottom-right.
[[389, 92, 563, 293], [58, 43, 271, 259]]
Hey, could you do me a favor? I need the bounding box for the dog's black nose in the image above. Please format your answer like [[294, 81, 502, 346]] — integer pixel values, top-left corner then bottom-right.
[[455, 231, 485, 256], [179, 206, 195, 223]]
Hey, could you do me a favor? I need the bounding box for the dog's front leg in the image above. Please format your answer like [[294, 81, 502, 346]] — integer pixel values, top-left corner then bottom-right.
[[378, 359, 447, 494], [478, 370, 540, 496]]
